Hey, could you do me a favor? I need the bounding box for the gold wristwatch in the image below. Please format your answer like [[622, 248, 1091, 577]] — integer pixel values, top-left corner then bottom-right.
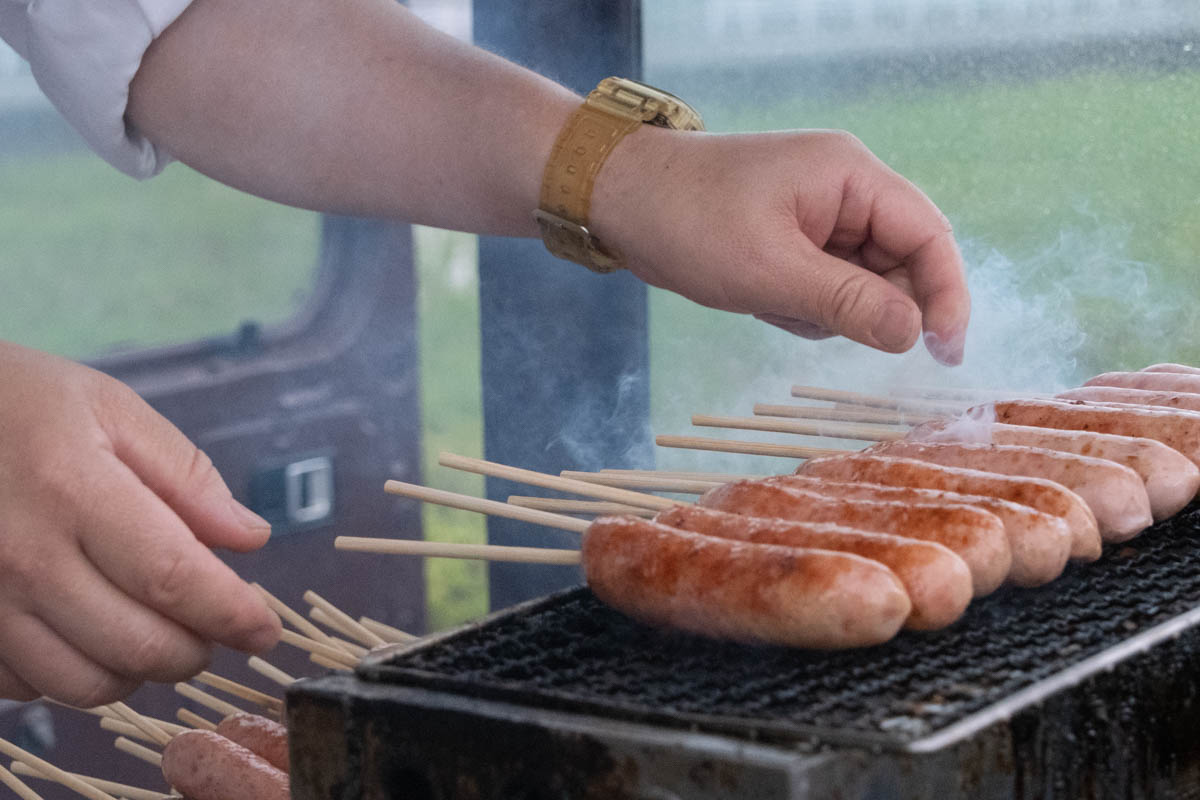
[[535, 77, 704, 274]]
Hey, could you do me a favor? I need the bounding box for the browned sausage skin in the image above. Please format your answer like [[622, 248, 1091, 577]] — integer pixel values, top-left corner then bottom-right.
[[796, 455, 1074, 586], [864, 440, 1146, 545], [988, 398, 1200, 469], [215, 712, 288, 774], [655, 505, 972, 630], [1141, 363, 1200, 375], [162, 730, 289, 800], [582, 516, 911, 648], [912, 419, 1200, 521], [694, 479, 1008, 596], [1057, 386, 1200, 414]]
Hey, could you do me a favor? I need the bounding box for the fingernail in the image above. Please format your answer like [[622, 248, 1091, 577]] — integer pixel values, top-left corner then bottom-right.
[[924, 330, 965, 366], [230, 500, 271, 532], [871, 301, 918, 351]]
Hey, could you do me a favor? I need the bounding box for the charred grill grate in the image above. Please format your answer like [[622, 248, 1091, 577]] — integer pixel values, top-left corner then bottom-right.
[[361, 503, 1200, 751]]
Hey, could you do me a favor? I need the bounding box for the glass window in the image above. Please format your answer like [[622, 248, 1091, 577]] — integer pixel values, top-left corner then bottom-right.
[[0, 43, 319, 359], [645, 0, 1200, 472]]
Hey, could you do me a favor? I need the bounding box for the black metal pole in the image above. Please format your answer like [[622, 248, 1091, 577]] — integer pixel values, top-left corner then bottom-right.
[[474, 1, 650, 610]]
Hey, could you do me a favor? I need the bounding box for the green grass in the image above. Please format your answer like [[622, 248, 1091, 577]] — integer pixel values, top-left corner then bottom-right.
[[3, 64, 1199, 629], [0, 154, 318, 357]]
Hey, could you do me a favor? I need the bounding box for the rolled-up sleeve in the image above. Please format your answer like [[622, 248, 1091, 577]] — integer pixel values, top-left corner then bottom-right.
[[0, 0, 194, 178]]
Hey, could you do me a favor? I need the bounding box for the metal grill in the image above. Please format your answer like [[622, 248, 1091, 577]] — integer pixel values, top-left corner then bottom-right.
[[361, 503, 1200, 751]]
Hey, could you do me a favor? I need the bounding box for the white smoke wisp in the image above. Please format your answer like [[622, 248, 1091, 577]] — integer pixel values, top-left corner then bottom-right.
[[650, 214, 1185, 473]]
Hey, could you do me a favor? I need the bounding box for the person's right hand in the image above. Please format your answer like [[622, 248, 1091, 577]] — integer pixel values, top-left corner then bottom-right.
[[0, 341, 281, 707]]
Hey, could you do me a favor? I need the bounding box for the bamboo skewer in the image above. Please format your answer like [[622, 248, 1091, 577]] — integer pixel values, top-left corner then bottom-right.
[[304, 610, 370, 657], [597, 469, 762, 482], [384, 479, 590, 533], [278, 630, 359, 667], [174, 683, 243, 720], [336, 537, 582, 564], [304, 591, 388, 648], [655, 434, 846, 460], [253, 584, 358, 658], [248, 657, 296, 688], [358, 617, 418, 644], [435, 453, 682, 511], [557, 471, 715, 494], [790, 385, 963, 415], [112, 738, 161, 768], [106, 703, 172, 748], [0, 765, 45, 800], [753, 403, 937, 425], [0, 740, 118, 800], [692, 414, 903, 443], [98, 718, 159, 745], [10, 762, 170, 800], [507, 497, 656, 516], [309, 654, 353, 672], [193, 671, 284, 714], [176, 708, 218, 731]]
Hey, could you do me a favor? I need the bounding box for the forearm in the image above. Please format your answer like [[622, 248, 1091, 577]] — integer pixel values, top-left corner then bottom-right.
[[127, 0, 578, 236]]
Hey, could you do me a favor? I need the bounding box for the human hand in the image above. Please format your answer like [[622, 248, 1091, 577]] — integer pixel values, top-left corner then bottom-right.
[[591, 128, 969, 365], [0, 342, 280, 706]]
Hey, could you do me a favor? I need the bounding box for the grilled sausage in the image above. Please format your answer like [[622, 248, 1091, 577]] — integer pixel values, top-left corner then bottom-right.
[[695, 479, 1008, 596], [215, 713, 288, 773], [796, 455, 1075, 586], [989, 398, 1200, 469], [762, 474, 1073, 587], [655, 505, 971, 629], [1084, 370, 1200, 394], [582, 516, 911, 648], [1141, 363, 1200, 375], [864, 440, 1147, 544], [1057, 386, 1200, 414], [162, 730, 289, 800], [915, 417, 1200, 520]]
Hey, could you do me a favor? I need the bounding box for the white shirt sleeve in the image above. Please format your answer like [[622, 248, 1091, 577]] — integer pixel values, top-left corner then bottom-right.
[[0, 0, 195, 178]]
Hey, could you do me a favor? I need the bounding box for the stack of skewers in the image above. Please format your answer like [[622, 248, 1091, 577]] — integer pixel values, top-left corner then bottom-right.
[[0, 587, 414, 800]]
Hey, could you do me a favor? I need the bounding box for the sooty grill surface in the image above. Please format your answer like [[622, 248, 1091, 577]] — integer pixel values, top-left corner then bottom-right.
[[365, 504, 1200, 749]]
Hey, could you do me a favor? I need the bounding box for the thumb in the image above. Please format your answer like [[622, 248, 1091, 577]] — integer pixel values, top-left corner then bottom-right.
[[766, 244, 922, 353], [93, 378, 271, 552]]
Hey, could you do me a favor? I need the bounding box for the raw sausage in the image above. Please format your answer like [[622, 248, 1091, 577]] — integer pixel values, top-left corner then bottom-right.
[[655, 505, 972, 629], [695, 479, 1008, 596], [215, 713, 288, 773], [864, 440, 1147, 544], [796, 455, 1076, 586], [912, 418, 1200, 520], [989, 398, 1200, 469], [762, 474, 1074, 587], [582, 516, 911, 648], [161, 730, 289, 800]]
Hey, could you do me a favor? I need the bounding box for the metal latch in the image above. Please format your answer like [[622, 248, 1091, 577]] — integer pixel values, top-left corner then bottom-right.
[[284, 456, 334, 525]]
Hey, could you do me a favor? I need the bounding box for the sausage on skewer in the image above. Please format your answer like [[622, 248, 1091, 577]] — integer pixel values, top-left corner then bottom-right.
[[863, 440, 1147, 544], [215, 713, 288, 773], [655, 505, 972, 629], [796, 455, 1076, 586], [162, 730, 288, 800], [583, 516, 912, 648], [911, 419, 1200, 521], [988, 399, 1200, 468], [694, 480, 1007, 596]]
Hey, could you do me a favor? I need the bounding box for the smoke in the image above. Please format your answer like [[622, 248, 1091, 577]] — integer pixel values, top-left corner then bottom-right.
[[648, 213, 1184, 474]]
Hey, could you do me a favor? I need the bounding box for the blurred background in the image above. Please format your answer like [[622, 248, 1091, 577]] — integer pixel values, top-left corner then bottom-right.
[[1, 0, 1198, 632]]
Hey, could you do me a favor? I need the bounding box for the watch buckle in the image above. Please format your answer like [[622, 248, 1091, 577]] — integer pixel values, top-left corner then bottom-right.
[[533, 209, 624, 274]]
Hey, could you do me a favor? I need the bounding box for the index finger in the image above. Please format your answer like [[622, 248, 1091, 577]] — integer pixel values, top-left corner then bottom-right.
[[77, 452, 281, 654], [865, 177, 969, 365]]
